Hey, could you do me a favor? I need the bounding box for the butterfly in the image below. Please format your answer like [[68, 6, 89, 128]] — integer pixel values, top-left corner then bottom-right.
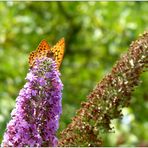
[[29, 38, 65, 69]]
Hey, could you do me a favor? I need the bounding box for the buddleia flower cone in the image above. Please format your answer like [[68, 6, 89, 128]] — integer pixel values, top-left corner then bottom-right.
[[58, 32, 148, 147], [1, 58, 63, 147]]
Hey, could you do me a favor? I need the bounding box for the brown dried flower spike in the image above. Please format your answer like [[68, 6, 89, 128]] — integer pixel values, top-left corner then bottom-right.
[[58, 32, 148, 147]]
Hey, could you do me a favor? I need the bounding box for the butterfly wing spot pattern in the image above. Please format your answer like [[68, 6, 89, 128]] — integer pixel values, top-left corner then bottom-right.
[[50, 38, 65, 69], [29, 38, 65, 69]]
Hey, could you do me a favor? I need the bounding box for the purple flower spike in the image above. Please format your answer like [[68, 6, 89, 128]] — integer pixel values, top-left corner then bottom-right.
[[1, 58, 63, 147]]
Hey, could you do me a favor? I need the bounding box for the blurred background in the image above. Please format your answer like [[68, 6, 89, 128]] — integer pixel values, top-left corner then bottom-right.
[[0, 1, 147, 146]]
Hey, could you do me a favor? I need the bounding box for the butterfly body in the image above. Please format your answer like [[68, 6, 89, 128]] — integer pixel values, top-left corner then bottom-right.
[[29, 38, 65, 69]]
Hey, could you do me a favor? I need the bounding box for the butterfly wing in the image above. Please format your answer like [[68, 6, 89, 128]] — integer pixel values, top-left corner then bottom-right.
[[29, 40, 51, 67], [29, 38, 65, 69], [51, 38, 65, 69]]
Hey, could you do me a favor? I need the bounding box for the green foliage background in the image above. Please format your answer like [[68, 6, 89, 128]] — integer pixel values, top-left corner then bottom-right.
[[0, 1, 147, 146]]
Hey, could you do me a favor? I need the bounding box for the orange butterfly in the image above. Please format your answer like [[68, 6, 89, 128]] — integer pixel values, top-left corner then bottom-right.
[[29, 38, 65, 69]]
